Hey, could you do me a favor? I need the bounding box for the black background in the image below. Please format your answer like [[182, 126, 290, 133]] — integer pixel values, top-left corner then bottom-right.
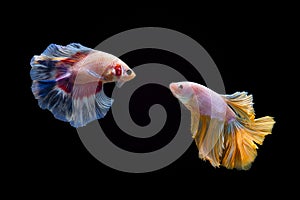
[[7, 4, 293, 196]]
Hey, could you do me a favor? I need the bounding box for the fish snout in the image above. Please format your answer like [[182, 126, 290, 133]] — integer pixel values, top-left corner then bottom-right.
[[169, 83, 177, 94], [124, 69, 136, 83]]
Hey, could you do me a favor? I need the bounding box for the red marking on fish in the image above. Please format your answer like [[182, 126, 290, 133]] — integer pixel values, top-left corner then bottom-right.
[[114, 64, 122, 76], [60, 52, 88, 65]]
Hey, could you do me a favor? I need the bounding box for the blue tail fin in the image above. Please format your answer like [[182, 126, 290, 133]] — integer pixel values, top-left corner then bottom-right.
[[30, 43, 92, 123], [31, 80, 73, 122], [70, 84, 114, 128]]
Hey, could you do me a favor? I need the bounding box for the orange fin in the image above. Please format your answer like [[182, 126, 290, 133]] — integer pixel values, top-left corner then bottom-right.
[[221, 116, 275, 170], [193, 115, 225, 168]]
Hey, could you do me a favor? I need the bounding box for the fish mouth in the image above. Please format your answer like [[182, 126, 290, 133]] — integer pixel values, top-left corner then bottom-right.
[[129, 71, 136, 80], [169, 83, 177, 94]]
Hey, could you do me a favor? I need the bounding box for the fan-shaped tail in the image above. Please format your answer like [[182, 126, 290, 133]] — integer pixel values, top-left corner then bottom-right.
[[30, 43, 113, 127]]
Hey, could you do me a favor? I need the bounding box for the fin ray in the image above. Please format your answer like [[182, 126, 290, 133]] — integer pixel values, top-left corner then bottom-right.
[[95, 88, 114, 119], [32, 80, 73, 122], [222, 92, 255, 120], [221, 116, 275, 170], [42, 43, 92, 58], [194, 115, 225, 168], [70, 84, 114, 128], [30, 43, 92, 82]]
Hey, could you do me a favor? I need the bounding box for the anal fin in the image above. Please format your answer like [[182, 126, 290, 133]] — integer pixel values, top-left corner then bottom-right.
[[95, 88, 114, 119], [70, 82, 114, 128], [193, 115, 225, 168]]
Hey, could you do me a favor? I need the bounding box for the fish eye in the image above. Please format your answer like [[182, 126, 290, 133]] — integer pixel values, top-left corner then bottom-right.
[[126, 69, 132, 75], [178, 84, 183, 89]]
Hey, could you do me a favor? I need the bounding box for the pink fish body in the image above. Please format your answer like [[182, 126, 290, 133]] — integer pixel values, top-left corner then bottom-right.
[[30, 43, 135, 128], [170, 81, 275, 170]]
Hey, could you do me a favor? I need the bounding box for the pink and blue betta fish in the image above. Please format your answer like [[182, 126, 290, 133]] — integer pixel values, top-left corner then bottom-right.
[[169, 82, 275, 170], [30, 43, 135, 128]]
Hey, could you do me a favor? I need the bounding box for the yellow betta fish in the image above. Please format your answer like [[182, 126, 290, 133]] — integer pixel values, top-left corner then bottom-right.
[[30, 43, 135, 128], [169, 81, 275, 170]]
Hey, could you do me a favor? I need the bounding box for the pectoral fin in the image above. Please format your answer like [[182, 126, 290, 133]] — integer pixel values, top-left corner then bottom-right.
[[86, 69, 105, 80]]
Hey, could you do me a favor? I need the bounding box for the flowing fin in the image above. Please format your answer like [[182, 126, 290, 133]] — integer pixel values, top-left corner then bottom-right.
[[31, 80, 73, 122], [95, 87, 114, 119], [222, 92, 255, 120], [30, 42, 92, 105], [30, 56, 57, 81], [30, 43, 96, 126], [191, 110, 200, 138], [221, 116, 275, 170], [70, 83, 114, 128], [30, 43, 91, 82], [41, 43, 92, 58], [193, 115, 225, 168]]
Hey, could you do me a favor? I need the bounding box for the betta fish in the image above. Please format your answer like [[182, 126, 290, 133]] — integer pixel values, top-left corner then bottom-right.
[[30, 43, 135, 128], [169, 81, 275, 170]]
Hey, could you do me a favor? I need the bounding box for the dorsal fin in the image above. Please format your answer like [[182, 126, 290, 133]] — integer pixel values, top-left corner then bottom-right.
[[42, 43, 92, 58], [222, 92, 255, 120]]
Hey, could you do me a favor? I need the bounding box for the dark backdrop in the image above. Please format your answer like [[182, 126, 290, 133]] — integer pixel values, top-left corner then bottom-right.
[[7, 5, 290, 196]]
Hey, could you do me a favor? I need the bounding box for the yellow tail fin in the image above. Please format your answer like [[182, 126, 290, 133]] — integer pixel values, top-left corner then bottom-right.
[[221, 91, 275, 170], [192, 92, 275, 170], [221, 116, 275, 170]]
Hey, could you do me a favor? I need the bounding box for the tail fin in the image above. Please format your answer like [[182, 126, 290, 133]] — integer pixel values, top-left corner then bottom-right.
[[30, 43, 93, 125], [31, 79, 73, 122], [221, 92, 275, 170], [30, 43, 91, 106]]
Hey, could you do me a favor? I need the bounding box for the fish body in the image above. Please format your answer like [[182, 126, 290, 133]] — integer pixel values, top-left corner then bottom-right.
[[30, 43, 135, 128], [170, 81, 275, 170]]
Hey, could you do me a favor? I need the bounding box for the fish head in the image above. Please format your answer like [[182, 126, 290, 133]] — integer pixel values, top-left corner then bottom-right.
[[169, 81, 194, 104], [114, 59, 136, 88]]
